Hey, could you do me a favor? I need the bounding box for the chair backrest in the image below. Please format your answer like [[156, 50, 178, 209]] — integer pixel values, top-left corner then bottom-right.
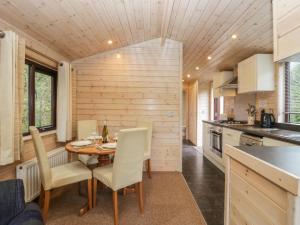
[[77, 120, 98, 140], [112, 128, 147, 191], [29, 127, 52, 190], [136, 120, 152, 157]]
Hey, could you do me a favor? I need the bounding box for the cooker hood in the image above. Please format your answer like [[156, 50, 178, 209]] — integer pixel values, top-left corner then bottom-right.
[[218, 76, 238, 89]]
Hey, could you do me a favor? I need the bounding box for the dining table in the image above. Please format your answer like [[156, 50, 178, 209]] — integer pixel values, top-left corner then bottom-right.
[[65, 141, 116, 166], [65, 141, 116, 215]]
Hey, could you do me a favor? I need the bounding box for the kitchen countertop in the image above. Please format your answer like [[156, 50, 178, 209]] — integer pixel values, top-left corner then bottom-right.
[[203, 120, 300, 145], [224, 145, 300, 195], [236, 146, 300, 178]]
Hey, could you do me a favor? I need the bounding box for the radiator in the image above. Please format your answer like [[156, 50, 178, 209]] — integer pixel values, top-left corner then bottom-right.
[[16, 147, 68, 202]]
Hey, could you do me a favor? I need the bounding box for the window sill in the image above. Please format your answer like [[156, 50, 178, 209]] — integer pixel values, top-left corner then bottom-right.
[[23, 130, 57, 142]]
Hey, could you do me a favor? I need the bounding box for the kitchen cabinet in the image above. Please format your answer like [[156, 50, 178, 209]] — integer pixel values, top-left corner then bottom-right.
[[213, 71, 236, 97], [273, 0, 300, 61], [238, 54, 274, 94], [263, 137, 297, 146], [224, 145, 300, 225], [202, 122, 211, 152], [222, 128, 242, 148]]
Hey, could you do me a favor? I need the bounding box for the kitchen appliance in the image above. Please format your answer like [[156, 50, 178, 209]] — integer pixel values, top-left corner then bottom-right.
[[210, 126, 223, 157], [239, 133, 263, 146], [260, 109, 275, 128]]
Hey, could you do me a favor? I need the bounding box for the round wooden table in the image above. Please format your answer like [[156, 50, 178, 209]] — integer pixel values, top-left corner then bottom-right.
[[65, 142, 116, 166], [65, 142, 116, 215]]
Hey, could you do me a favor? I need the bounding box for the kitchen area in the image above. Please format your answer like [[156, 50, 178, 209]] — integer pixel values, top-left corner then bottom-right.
[[183, 1, 300, 224]]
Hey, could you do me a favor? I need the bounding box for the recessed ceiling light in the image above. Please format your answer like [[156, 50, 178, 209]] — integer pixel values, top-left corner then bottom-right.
[[195, 66, 200, 70], [231, 34, 237, 39], [116, 53, 121, 59], [107, 40, 113, 45], [182, 79, 185, 82], [207, 56, 212, 60], [187, 74, 191, 78]]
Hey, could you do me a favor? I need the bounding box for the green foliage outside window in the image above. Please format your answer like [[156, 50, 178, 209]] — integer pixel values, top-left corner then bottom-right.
[[22, 61, 56, 135]]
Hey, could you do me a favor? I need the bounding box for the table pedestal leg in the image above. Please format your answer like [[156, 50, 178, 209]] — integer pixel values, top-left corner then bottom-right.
[[98, 155, 111, 167]]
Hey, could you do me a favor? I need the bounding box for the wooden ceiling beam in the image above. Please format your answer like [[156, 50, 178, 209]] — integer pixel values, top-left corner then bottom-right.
[[160, 0, 175, 46]]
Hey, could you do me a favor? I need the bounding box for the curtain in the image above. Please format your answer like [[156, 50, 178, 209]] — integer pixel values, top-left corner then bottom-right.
[[57, 61, 72, 142], [0, 31, 25, 165]]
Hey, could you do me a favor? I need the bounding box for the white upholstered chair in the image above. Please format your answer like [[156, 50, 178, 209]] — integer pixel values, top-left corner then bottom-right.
[[136, 120, 153, 178], [29, 126, 92, 221], [93, 128, 147, 225], [77, 120, 99, 165]]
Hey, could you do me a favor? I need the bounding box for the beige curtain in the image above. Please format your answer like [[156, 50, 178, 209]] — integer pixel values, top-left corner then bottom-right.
[[0, 31, 25, 165], [57, 61, 72, 142]]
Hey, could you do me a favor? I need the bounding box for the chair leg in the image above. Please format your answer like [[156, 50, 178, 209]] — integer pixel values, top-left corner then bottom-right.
[[43, 190, 51, 222], [39, 184, 44, 207], [87, 179, 93, 210], [123, 187, 127, 196], [112, 191, 119, 225], [137, 182, 144, 214], [147, 159, 152, 178], [93, 178, 98, 208]]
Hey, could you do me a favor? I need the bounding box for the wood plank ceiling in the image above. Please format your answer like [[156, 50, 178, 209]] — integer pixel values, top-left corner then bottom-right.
[[0, 0, 273, 81]]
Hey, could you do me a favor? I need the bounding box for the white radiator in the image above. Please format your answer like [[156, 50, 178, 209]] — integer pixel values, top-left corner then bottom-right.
[[16, 147, 68, 202]]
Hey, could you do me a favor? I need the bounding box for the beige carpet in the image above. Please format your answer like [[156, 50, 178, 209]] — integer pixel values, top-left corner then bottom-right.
[[47, 172, 207, 225]]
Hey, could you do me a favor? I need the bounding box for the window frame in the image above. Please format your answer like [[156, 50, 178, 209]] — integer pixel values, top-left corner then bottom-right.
[[23, 59, 57, 136], [284, 62, 300, 124]]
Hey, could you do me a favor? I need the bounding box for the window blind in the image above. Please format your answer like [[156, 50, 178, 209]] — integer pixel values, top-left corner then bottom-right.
[[284, 62, 300, 124]]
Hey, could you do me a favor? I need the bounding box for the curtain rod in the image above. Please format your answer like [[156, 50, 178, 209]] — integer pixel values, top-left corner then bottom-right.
[[26, 46, 59, 64]]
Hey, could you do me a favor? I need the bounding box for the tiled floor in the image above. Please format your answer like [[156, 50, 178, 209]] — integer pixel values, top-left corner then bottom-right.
[[182, 141, 225, 225]]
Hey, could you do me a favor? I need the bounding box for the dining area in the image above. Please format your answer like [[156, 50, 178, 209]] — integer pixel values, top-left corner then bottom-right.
[[31, 119, 153, 225]]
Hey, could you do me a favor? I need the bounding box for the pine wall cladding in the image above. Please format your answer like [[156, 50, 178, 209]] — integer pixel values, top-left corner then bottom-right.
[[72, 39, 183, 171]]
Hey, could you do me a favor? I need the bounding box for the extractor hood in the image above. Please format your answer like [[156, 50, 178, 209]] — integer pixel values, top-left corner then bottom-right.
[[218, 76, 238, 89]]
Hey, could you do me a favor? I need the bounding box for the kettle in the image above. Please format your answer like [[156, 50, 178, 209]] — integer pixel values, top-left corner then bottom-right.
[[260, 109, 275, 128]]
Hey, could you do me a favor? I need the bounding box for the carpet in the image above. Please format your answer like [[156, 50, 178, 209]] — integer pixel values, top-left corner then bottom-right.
[[47, 172, 207, 225]]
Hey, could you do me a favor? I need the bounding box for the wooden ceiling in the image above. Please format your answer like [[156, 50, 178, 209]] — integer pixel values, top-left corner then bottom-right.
[[0, 0, 273, 81]]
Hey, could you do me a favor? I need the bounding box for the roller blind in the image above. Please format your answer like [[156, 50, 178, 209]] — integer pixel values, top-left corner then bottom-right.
[[285, 62, 300, 124]]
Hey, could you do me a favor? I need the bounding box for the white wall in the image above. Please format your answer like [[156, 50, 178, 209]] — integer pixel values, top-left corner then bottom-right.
[[188, 81, 198, 145], [197, 82, 210, 146]]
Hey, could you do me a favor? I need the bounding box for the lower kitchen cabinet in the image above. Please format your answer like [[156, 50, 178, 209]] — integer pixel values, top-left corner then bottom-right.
[[263, 137, 298, 146], [202, 122, 211, 152], [224, 146, 300, 225], [223, 128, 242, 147]]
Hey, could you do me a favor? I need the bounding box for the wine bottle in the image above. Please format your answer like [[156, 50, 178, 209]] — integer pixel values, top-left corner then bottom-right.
[[102, 120, 109, 143]]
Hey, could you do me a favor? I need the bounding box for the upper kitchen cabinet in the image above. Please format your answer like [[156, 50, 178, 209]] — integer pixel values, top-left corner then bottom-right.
[[238, 54, 274, 94], [213, 71, 236, 98], [273, 0, 300, 61]]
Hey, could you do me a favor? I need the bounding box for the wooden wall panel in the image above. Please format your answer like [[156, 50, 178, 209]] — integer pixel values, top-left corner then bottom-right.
[[72, 39, 182, 171]]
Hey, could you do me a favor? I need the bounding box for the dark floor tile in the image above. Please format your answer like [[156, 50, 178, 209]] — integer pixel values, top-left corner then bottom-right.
[[182, 141, 224, 225]]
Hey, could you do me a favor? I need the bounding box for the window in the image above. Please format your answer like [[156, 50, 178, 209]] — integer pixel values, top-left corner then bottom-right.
[[284, 62, 300, 124], [213, 96, 224, 120], [22, 60, 57, 135]]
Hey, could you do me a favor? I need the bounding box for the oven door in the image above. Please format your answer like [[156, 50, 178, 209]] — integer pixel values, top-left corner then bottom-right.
[[210, 130, 222, 157]]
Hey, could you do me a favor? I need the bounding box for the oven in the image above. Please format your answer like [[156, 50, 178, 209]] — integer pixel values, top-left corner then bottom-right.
[[210, 126, 222, 157]]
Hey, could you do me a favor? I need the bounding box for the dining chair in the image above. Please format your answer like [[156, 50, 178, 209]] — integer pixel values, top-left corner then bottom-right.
[[136, 120, 153, 178], [29, 126, 93, 222], [77, 120, 99, 165], [93, 128, 147, 225]]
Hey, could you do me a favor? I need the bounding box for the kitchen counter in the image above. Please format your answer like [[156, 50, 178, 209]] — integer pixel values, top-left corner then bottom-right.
[[234, 145, 300, 178], [203, 120, 300, 145], [224, 145, 300, 225]]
